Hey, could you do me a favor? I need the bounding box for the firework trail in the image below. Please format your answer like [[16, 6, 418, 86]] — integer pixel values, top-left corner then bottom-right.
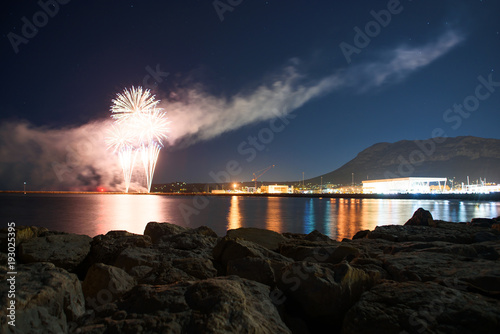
[[107, 86, 169, 192], [105, 124, 137, 193]]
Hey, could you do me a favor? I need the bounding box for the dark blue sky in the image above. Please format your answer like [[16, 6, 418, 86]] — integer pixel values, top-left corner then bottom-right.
[[1, 0, 499, 189]]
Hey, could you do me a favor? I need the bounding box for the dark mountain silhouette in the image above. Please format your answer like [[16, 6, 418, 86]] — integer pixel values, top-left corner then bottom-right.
[[309, 136, 500, 185]]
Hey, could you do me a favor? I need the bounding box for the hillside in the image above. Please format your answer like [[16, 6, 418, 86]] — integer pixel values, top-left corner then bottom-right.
[[310, 136, 500, 185]]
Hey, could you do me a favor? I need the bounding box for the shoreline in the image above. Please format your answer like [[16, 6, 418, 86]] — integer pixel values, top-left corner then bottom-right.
[[2, 190, 500, 201]]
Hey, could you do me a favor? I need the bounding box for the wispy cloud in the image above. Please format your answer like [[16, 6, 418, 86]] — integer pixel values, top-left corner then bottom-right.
[[345, 30, 464, 91], [165, 30, 464, 145]]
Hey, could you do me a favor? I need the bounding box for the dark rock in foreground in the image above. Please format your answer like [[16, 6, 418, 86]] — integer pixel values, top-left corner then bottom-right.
[[1, 208, 500, 333]]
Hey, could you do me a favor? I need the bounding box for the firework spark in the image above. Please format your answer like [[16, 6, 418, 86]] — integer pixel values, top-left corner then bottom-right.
[[140, 143, 161, 193], [105, 124, 137, 192], [134, 109, 170, 146], [111, 86, 160, 122], [107, 86, 169, 192]]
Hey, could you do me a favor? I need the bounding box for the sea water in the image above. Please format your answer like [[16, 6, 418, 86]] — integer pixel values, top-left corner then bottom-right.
[[1, 193, 499, 241]]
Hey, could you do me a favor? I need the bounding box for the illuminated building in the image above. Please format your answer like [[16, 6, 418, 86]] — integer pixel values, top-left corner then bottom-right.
[[259, 185, 294, 194], [362, 177, 448, 194]]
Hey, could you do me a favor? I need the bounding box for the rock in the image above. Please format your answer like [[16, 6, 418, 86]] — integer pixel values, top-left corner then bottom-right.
[[469, 218, 497, 227], [143, 221, 189, 244], [227, 227, 288, 251], [113, 246, 160, 273], [213, 237, 292, 286], [112, 246, 214, 284], [367, 222, 492, 244], [0, 225, 49, 253], [76, 276, 291, 333], [278, 241, 359, 264], [128, 265, 154, 279], [493, 223, 500, 232], [184, 277, 291, 333], [172, 257, 217, 279], [82, 263, 136, 309], [214, 236, 291, 267], [163, 231, 217, 252], [342, 280, 500, 334], [278, 239, 337, 263], [405, 207, 435, 227], [18, 233, 92, 272], [227, 256, 276, 286], [190, 225, 218, 238], [277, 262, 375, 332], [422, 242, 499, 260], [474, 230, 500, 243], [0, 262, 85, 334], [352, 230, 370, 239], [85, 231, 152, 267], [379, 251, 500, 295], [329, 244, 361, 263], [304, 230, 333, 242]]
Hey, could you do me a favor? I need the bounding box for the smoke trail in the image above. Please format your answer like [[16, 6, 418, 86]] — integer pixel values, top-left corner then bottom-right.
[[164, 30, 463, 146]]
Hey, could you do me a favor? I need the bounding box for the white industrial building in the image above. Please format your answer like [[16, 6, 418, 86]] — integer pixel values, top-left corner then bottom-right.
[[259, 185, 294, 194], [362, 177, 448, 194]]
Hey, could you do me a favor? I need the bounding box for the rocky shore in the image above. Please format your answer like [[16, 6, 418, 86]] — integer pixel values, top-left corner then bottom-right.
[[1, 208, 500, 333]]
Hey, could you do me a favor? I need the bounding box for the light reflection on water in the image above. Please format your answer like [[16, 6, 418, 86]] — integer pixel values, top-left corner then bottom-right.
[[1, 194, 499, 241]]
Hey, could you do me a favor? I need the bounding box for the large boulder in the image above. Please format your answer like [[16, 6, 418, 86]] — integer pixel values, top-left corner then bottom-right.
[[227, 227, 288, 251], [0, 225, 49, 253], [0, 262, 85, 334], [278, 239, 338, 263], [277, 261, 375, 332], [342, 280, 500, 334], [227, 257, 276, 286], [213, 236, 292, 284], [405, 207, 435, 227], [162, 231, 217, 253], [143, 222, 189, 244], [113, 246, 160, 273], [172, 257, 217, 280], [82, 263, 136, 309], [75, 276, 291, 333], [367, 222, 499, 244], [469, 218, 497, 228], [379, 250, 500, 297], [85, 231, 152, 268], [18, 233, 92, 271]]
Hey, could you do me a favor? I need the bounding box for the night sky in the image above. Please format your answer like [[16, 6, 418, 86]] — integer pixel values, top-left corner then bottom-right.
[[1, 0, 500, 190]]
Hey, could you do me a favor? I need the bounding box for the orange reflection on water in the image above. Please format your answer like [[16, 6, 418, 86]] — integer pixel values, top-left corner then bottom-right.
[[227, 196, 242, 230], [334, 198, 360, 240], [95, 194, 165, 235], [266, 197, 283, 233]]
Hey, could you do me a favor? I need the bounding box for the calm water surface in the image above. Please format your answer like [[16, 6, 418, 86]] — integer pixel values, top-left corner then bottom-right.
[[1, 194, 499, 241]]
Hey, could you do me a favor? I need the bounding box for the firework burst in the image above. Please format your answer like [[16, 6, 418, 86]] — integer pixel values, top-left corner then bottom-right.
[[111, 86, 160, 122], [106, 86, 169, 192]]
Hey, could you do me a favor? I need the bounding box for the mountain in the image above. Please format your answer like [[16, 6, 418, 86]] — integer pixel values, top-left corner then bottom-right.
[[310, 136, 500, 185]]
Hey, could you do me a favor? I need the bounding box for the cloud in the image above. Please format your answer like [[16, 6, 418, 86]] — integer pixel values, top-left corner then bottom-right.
[[346, 30, 464, 91], [164, 30, 463, 145], [0, 30, 462, 190]]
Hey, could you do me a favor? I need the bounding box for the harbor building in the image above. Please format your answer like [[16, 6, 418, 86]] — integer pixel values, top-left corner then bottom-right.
[[259, 185, 294, 194], [362, 177, 448, 194]]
